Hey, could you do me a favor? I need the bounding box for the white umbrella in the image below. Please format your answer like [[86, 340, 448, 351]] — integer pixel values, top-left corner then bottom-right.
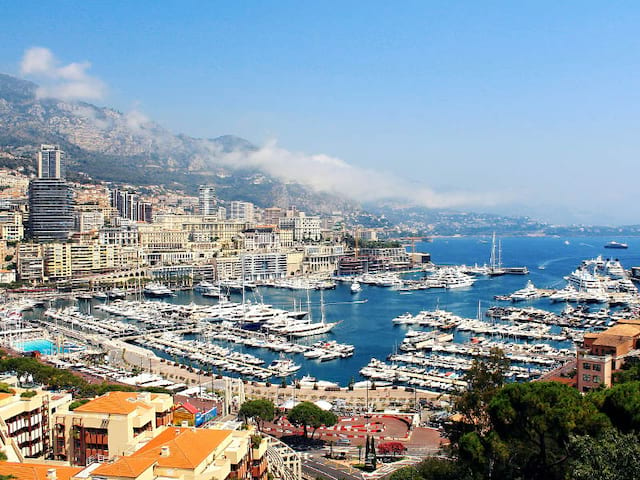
[[314, 400, 333, 411]]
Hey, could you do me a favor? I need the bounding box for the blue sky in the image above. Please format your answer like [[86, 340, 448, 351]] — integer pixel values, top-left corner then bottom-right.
[[2, 1, 640, 224]]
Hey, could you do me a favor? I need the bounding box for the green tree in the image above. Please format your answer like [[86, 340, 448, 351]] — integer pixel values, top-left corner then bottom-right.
[[487, 381, 610, 480], [238, 399, 276, 432], [596, 381, 640, 433], [287, 401, 337, 439], [568, 428, 640, 480], [446, 347, 509, 453]]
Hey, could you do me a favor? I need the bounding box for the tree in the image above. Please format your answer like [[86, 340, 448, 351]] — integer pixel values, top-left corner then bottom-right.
[[567, 428, 640, 480], [389, 458, 462, 480], [450, 348, 509, 440], [596, 381, 640, 433], [287, 401, 337, 439], [487, 381, 610, 480], [377, 441, 406, 457], [238, 399, 276, 432]]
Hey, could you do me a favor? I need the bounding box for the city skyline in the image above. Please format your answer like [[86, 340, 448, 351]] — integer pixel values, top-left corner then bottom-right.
[[2, 2, 640, 224]]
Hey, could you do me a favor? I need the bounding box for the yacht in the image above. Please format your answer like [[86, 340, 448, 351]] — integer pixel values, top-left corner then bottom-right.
[[565, 268, 603, 293], [605, 241, 628, 249], [194, 281, 216, 292], [268, 357, 301, 375], [143, 283, 173, 298], [509, 281, 540, 302], [350, 281, 362, 293], [428, 267, 475, 289], [107, 288, 126, 299]]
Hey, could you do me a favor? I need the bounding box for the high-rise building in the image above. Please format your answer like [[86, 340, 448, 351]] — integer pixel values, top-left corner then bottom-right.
[[229, 201, 255, 223], [28, 145, 74, 242], [27, 179, 74, 242], [198, 184, 217, 215], [110, 187, 153, 222], [37, 144, 65, 179]]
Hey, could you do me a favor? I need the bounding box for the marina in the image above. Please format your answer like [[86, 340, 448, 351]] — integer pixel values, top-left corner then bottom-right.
[[4, 235, 640, 390]]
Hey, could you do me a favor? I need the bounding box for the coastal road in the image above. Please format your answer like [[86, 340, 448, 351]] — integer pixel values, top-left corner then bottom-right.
[[302, 452, 363, 480]]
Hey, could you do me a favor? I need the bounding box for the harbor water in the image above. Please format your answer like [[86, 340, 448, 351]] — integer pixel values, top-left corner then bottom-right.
[[68, 236, 640, 386]]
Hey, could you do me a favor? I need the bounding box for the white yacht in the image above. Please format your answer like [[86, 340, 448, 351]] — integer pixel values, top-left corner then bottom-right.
[[350, 281, 362, 293], [107, 288, 126, 299], [428, 267, 475, 289], [509, 281, 540, 302], [268, 357, 301, 376], [143, 283, 173, 298]]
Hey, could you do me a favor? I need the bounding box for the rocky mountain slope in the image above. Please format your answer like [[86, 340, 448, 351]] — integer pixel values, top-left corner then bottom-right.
[[0, 73, 354, 212]]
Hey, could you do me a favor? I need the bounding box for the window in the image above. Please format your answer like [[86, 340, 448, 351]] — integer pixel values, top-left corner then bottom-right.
[[593, 376, 601, 383], [582, 363, 591, 370], [593, 364, 602, 372], [582, 374, 591, 382]]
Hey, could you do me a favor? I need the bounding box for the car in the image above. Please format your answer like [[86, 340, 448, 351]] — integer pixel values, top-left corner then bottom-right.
[[336, 438, 351, 446]]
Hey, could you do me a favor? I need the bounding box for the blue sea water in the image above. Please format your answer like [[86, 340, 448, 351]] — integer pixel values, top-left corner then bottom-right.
[[83, 236, 640, 386]]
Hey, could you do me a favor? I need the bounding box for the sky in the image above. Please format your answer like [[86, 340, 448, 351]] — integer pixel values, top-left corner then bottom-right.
[[2, 1, 640, 225]]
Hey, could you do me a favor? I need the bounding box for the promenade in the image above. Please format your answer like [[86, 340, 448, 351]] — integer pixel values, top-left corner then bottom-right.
[[106, 339, 445, 411]]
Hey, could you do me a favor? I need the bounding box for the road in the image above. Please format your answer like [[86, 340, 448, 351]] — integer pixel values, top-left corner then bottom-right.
[[301, 451, 363, 480]]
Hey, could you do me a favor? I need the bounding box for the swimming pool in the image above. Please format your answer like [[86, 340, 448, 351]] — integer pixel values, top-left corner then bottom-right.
[[14, 339, 60, 355]]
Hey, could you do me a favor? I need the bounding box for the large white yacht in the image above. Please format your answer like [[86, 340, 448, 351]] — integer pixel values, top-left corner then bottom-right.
[[143, 283, 173, 297], [509, 280, 540, 302]]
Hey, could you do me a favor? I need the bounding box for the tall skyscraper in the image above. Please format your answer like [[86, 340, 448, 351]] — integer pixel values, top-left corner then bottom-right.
[[28, 145, 74, 242], [37, 144, 65, 179], [198, 184, 217, 215]]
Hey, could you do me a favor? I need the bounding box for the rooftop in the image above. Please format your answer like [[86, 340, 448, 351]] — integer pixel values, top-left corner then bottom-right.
[[0, 462, 82, 480], [92, 456, 157, 478], [133, 427, 232, 469], [73, 391, 159, 415]]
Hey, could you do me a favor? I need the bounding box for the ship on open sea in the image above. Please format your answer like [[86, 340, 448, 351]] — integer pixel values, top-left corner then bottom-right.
[[604, 241, 628, 249]]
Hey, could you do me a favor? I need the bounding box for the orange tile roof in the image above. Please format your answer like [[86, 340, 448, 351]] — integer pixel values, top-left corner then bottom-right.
[[74, 391, 155, 415], [0, 462, 82, 480], [93, 456, 157, 478], [133, 427, 232, 469], [0, 392, 14, 401]]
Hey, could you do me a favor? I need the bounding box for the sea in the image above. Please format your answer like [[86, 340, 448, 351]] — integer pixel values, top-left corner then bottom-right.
[[67, 236, 640, 386]]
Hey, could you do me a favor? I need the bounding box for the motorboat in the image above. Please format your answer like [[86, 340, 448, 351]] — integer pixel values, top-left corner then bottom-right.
[[350, 281, 362, 293]]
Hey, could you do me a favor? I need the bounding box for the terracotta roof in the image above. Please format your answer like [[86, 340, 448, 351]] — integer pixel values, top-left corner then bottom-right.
[[593, 334, 634, 347], [0, 462, 82, 480], [93, 456, 157, 478], [175, 402, 198, 414], [546, 376, 577, 387], [133, 427, 232, 469], [602, 324, 640, 337], [74, 391, 155, 415]]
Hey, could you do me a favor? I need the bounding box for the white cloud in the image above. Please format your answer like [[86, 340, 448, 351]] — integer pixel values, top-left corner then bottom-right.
[[20, 47, 106, 101], [214, 140, 508, 209]]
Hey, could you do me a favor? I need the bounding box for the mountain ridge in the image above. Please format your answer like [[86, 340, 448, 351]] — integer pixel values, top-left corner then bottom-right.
[[0, 72, 355, 213]]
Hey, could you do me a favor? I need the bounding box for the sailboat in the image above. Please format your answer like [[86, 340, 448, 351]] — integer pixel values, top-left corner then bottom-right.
[[276, 290, 340, 337], [488, 232, 506, 276]]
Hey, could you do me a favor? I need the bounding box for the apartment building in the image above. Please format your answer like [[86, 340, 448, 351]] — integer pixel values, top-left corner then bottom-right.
[[16, 244, 45, 283], [243, 227, 281, 251], [0, 211, 24, 241], [576, 319, 640, 392], [52, 391, 173, 466], [279, 215, 321, 242], [302, 245, 344, 274], [0, 389, 72, 460], [89, 426, 267, 480]]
